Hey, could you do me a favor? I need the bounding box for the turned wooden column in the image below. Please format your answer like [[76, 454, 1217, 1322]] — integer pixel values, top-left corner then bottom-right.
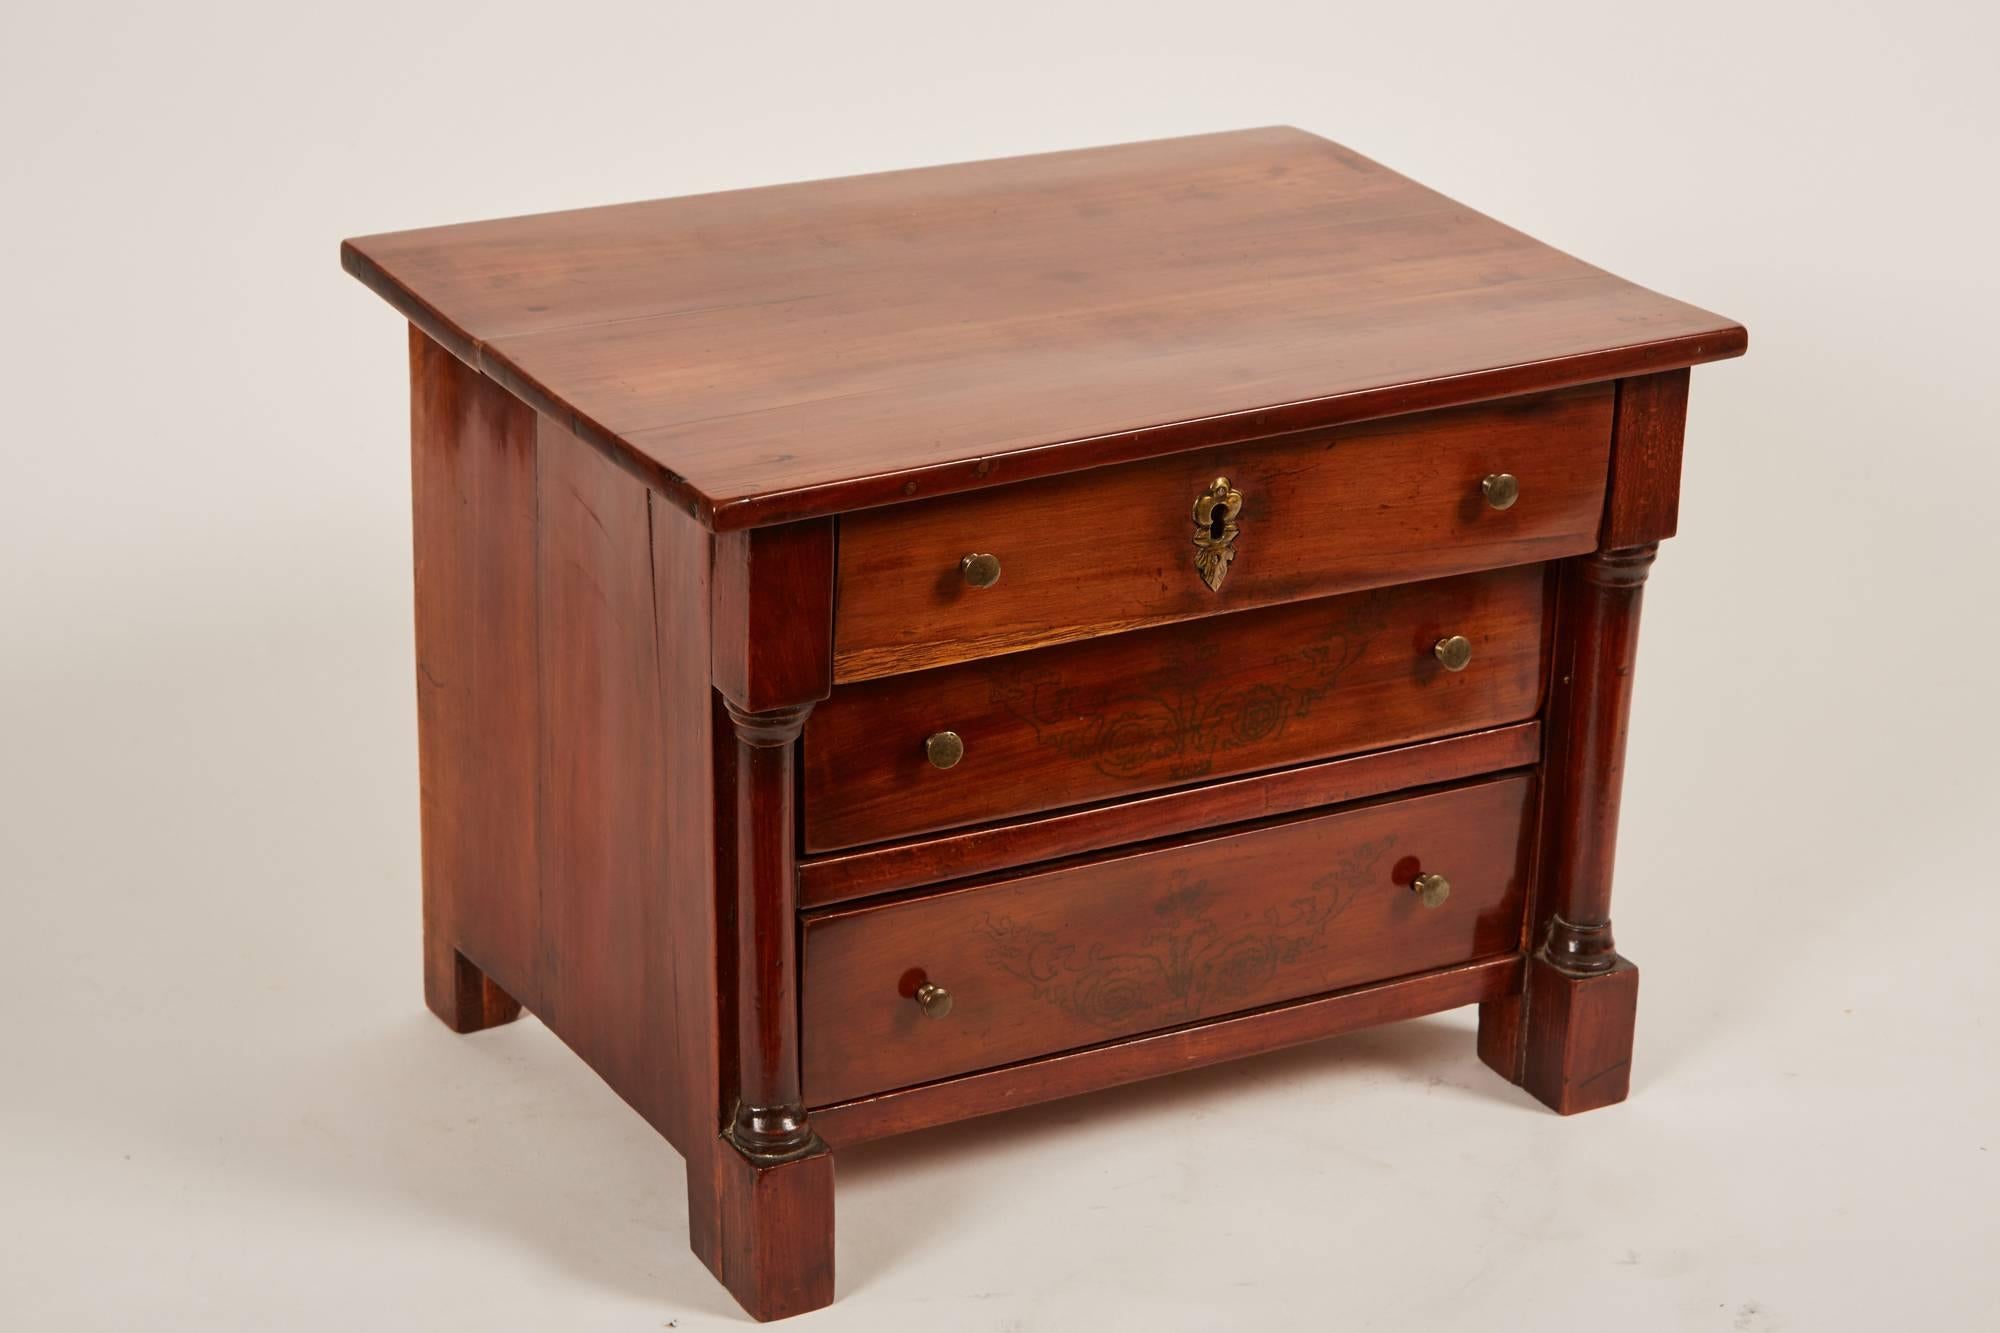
[[694, 518, 837, 1322], [1479, 370, 1690, 1114], [1540, 543, 1656, 975], [1478, 546, 1655, 1113], [723, 699, 819, 1162]]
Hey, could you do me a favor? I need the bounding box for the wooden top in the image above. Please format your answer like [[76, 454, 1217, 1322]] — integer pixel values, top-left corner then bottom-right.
[[344, 127, 1744, 530]]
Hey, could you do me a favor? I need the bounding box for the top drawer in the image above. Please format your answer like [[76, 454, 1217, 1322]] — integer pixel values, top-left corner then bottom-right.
[[833, 385, 1611, 682]]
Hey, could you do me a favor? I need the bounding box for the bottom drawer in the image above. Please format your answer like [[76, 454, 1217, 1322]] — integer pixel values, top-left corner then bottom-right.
[[800, 772, 1534, 1107]]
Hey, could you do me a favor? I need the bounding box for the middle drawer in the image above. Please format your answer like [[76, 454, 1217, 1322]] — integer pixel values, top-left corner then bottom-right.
[[803, 563, 1549, 852]]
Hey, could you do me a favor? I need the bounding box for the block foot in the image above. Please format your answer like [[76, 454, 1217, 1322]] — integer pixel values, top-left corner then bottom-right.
[[424, 946, 522, 1034], [692, 1136, 835, 1321]]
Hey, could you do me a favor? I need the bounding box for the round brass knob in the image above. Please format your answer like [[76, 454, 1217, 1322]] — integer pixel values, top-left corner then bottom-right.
[[913, 980, 953, 1019], [1411, 872, 1451, 909], [1481, 473, 1520, 510], [925, 730, 965, 769], [960, 552, 1002, 589], [1434, 635, 1473, 672]]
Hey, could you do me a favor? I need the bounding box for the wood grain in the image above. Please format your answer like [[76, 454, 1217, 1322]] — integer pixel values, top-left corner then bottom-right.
[[1601, 370, 1691, 548], [834, 386, 1608, 679], [1479, 541, 1656, 1107], [344, 127, 1744, 529], [811, 955, 1520, 1145], [705, 1138, 835, 1321], [1539, 546, 1656, 973], [409, 326, 540, 1030], [798, 723, 1543, 907], [533, 414, 696, 1149], [800, 774, 1534, 1106], [720, 702, 817, 1161], [1519, 957, 1640, 1115], [804, 564, 1549, 851], [649, 497, 728, 1264], [711, 520, 835, 712]]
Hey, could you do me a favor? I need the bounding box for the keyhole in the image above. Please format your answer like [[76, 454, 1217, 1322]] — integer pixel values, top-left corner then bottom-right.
[[1209, 507, 1227, 540]]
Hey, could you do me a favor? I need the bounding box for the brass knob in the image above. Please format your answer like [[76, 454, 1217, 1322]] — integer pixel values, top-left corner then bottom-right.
[[913, 980, 953, 1019], [1481, 473, 1520, 510], [925, 730, 965, 769], [1433, 635, 1473, 672], [960, 552, 1002, 589], [1411, 872, 1451, 909]]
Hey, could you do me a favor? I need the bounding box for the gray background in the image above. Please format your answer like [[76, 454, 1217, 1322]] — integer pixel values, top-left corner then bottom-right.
[[4, 1, 1995, 1328]]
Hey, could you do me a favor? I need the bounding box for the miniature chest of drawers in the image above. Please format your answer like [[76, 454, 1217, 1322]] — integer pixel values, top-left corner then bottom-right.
[[343, 127, 1744, 1320]]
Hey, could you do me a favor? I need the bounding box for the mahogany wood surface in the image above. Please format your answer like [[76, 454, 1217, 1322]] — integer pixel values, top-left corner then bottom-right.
[[812, 955, 1520, 1146], [798, 723, 1542, 907], [805, 564, 1549, 851], [1479, 420, 1667, 1109], [344, 128, 1744, 530], [1482, 546, 1655, 1114], [800, 774, 1534, 1107], [708, 1143, 835, 1322], [410, 328, 540, 1030], [712, 521, 835, 712], [1601, 370, 1691, 548], [720, 702, 819, 1161], [834, 386, 1608, 680], [366, 122, 1745, 1315], [1538, 546, 1656, 972], [534, 412, 692, 1143], [649, 499, 728, 1269], [408, 324, 740, 1162], [1518, 957, 1640, 1114]]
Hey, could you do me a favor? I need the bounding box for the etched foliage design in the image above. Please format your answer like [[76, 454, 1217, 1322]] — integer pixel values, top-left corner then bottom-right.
[[982, 836, 1398, 1029], [988, 595, 1387, 782]]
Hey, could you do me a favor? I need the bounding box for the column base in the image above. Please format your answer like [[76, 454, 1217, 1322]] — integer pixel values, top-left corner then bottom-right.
[[1480, 953, 1639, 1115]]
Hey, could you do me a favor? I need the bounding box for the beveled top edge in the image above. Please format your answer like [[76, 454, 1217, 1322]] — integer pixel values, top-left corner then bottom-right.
[[343, 128, 1746, 531]]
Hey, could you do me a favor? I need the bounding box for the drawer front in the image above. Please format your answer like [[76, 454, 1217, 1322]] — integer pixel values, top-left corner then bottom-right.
[[801, 774, 1534, 1107], [833, 384, 1609, 682], [804, 563, 1547, 852]]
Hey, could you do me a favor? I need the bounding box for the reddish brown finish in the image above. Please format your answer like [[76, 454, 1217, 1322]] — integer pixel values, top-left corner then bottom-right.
[[344, 128, 1744, 530], [1539, 546, 1656, 973], [534, 413, 695, 1142], [834, 386, 1609, 679], [813, 955, 1520, 1146], [702, 524, 838, 1316], [1518, 958, 1640, 1114], [806, 565, 1549, 851], [801, 774, 1534, 1107], [1601, 370, 1692, 548], [361, 132, 1741, 1319], [1479, 538, 1659, 1106], [721, 702, 818, 1160], [649, 497, 728, 1267], [410, 326, 540, 1030], [408, 326, 833, 1317], [799, 723, 1542, 907], [712, 521, 835, 712], [433, 951, 521, 1033], [706, 1140, 835, 1322]]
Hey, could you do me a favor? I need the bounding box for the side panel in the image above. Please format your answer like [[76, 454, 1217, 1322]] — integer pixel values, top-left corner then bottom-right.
[[410, 327, 542, 1021]]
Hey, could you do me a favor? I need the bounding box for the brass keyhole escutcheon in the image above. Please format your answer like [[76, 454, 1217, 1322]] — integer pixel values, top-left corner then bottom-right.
[[1191, 476, 1244, 592]]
